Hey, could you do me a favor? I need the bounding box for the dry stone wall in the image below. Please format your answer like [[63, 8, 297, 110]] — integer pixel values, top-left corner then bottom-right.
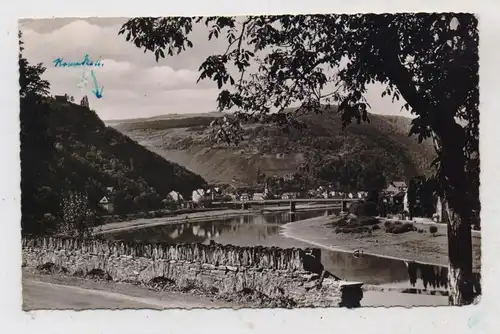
[[22, 236, 363, 307]]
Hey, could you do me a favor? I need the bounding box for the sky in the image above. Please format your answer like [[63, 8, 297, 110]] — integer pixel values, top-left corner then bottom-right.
[[19, 17, 410, 121]]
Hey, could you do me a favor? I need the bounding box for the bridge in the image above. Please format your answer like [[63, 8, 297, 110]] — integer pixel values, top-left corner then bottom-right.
[[212, 198, 359, 213]]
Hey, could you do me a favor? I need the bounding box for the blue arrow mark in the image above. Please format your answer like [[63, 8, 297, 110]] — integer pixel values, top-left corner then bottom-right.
[[90, 70, 104, 99]]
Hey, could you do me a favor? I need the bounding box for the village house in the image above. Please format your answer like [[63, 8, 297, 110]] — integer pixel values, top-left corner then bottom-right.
[[252, 192, 266, 201], [98, 196, 114, 213], [281, 192, 298, 200], [357, 191, 368, 199], [54, 94, 70, 103], [240, 193, 250, 201], [385, 181, 408, 195], [168, 190, 184, 202]]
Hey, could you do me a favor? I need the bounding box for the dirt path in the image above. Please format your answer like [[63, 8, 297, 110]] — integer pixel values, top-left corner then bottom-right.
[[22, 271, 234, 310], [282, 216, 481, 270]]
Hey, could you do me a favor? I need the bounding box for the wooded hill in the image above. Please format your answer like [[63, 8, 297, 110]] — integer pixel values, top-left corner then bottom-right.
[[110, 106, 436, 190], [21, 97, 206, 234]]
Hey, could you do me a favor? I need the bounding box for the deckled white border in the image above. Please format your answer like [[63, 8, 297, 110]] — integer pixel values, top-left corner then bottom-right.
[[1, 0, 499, 333]]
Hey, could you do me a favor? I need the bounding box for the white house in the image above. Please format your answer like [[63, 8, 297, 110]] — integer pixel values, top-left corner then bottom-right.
[[168, 190, 184, 202], [240, 193, 250, 201], [281, 192, 297, 200], [386, 181, 408, 195], [98, 196, 114, 213], [253, 193, 266, 201], [192, 189, 206, 206]]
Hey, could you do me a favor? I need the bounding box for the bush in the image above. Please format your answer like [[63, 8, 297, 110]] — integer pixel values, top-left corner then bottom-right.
[[372, 224, 381, 231], [429, 225, 438, 235], [358, 217, 380, 226], [385, 221, 415, 234], [348, 201, 378, 216], [333, 217, 349, 226], [335, 226, 371, 234]]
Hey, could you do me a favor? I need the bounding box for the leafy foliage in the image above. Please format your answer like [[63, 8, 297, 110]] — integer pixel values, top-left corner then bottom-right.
[[407, 176, 439, 218], [58, 192, 95, 238], [429, 225, 438, 236], [19, 31, 50, 100]]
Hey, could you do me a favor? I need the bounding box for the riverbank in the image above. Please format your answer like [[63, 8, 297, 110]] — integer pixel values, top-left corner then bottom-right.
[[95, 204, 337, 235], [282, 215, 481, 271]]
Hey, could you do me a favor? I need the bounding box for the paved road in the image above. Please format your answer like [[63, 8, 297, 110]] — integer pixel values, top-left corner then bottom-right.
[[22, 279, 223, 310]]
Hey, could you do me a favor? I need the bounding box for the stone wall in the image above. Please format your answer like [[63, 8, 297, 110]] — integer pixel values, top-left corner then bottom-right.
[[22, 236, 363, 307]]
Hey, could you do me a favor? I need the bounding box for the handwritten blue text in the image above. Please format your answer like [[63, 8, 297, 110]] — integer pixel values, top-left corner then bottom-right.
[[53, 54, 104, 68]]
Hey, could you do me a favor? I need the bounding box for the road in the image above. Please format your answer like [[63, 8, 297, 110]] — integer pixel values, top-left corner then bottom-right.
[[23, 277, 449, 309], [22, 277, 230, 310]]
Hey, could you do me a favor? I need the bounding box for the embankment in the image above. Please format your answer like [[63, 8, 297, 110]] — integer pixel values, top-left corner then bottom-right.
[[282, 215, 482, 294], [22, 236, 363, 307]]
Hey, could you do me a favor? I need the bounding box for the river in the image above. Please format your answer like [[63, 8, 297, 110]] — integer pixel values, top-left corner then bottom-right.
[[105, 209, 449, 306]]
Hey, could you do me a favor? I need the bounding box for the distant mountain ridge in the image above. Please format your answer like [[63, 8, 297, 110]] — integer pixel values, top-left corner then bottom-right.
[[104, 112, 225, 126], [109, 107, 436, 186]]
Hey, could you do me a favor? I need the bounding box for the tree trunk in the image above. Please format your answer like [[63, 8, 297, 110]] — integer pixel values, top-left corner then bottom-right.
[[373, 28, 477, 305], [441, 195, 475, 305]]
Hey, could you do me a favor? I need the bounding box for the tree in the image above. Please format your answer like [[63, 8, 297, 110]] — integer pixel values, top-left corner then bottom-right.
[[58, 192, 95, 238], [120, 13, 479, 305], [19, 31, 50, 100], [19, 30, 54, 235], [429, 225, 438, 237]]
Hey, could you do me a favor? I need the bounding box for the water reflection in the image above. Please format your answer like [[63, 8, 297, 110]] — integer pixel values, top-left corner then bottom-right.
[[105, 209, 458, 288], [107, 210, 326, 245]]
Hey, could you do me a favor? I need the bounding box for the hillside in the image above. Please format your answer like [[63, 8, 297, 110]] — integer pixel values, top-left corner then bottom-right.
[[109, 107, 436, 187], [21, 97, 206, 234]]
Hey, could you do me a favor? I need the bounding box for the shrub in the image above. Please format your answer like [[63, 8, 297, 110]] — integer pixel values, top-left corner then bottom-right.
[[429, 225, 438, 236], [334, 217, 349, 226], [358, 217, 380, 226], [372, 224, 381, 230], [392, 223, 415, 234], [385, 221, 415, 234], [86, 268, 112, 281], [348, 201, 379, 216], [335, 226, 371, 234]]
